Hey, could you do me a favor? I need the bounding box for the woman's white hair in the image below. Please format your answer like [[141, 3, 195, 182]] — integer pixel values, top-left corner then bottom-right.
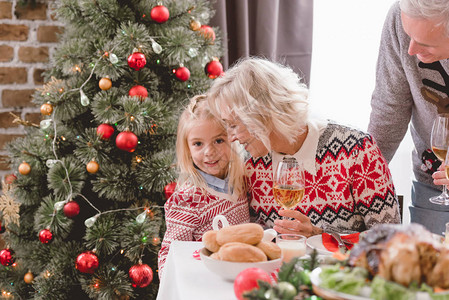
[[207, 57, 309, 150], [176, 94, 246, 198], [400, 0, 449, 36]]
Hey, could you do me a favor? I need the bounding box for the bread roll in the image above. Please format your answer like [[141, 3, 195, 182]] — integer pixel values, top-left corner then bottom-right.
[[218, 242, 267, 262], [216, 223, 264, 245], [210, 252, 221, 260], [202, 230, 221, 253], [256, 241, 282, 260]]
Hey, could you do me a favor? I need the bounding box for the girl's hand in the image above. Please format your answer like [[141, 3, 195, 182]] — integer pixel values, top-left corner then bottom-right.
[[273, 209, 322, 237], [432, 164, 449, 186]]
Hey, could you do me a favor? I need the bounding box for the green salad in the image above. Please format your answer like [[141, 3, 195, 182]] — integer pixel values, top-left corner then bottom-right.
[[319, 264, 368, 295], [319, 264, 449, 300]]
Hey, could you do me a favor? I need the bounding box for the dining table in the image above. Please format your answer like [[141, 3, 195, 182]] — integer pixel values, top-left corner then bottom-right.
[[156, 240, 236, 300], [155, 237, 329, 300]]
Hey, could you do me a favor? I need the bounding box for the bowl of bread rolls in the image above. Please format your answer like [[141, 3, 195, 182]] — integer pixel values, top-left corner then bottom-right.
[[199, 216, 282, 281]]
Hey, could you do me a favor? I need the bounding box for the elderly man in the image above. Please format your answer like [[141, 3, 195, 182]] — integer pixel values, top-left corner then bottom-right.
[[368, 0, 449, 234]]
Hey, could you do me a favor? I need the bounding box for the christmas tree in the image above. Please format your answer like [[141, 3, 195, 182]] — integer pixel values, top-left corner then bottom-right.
[[1, 0, 223, 299]]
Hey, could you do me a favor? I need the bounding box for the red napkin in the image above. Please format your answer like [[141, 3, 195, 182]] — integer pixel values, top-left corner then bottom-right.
[[322, 232, 360, 252]]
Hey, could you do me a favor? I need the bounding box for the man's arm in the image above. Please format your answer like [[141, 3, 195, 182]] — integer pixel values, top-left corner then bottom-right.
[[368, 2, 413, 163]]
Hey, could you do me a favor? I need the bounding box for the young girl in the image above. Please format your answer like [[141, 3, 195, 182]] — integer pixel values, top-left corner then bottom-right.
[[157, 95, 249, 278]]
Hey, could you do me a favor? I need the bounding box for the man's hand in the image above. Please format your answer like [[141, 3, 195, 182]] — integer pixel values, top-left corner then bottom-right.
[[432, 164, 449, 186]]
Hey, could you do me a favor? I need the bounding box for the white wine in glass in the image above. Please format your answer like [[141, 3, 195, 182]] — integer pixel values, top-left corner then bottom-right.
[[430, 114, 449, 205], [432, 147, 448, 162], [273, 157, 305, 209]]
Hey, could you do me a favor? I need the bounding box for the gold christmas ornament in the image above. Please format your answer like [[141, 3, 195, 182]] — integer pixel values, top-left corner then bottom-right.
[[18, 162, 31, 175], [86, 161, 100, 174], [24, 271, 34, 284], [189, 19, 201, 31], [99, 77, 112, 90], [40, 103, 53, 116]]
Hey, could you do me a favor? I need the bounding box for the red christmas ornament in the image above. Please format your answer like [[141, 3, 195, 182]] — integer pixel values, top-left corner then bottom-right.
[[64, 201, 80, 218], [174, 66, 190, 82], [97, 124, 115, 139], [129, 85, 148, 99], [76, 251, 99, 274], [150, 5, 169, 23], [127, 52, 147, 71], [129, 264, 153, 288], [205, 60, 223, 79], [0, 249, 15, 266], [39, 228, 53, 244], [164, 182, 177, 200], [4, 174, 17, 184], [116, 131, 138, 152], [199, 25, 216, 41]]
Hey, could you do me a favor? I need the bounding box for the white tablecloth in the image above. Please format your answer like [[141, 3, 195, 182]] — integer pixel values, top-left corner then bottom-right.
[[156, 241, 236, 300]]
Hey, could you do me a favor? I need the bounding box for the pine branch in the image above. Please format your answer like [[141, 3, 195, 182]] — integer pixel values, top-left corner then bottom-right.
[[9, 112, 40, 128]]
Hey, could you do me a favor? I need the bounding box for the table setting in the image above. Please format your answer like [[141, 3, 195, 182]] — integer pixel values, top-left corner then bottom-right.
[[306, 232, 360, 255], [156, 214, 355, 300], [157, 217, 449, 300]]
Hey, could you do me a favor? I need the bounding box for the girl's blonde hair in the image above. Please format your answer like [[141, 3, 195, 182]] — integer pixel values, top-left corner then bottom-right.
[[207, 57, 309, 150], [176, 94, 246, 198]]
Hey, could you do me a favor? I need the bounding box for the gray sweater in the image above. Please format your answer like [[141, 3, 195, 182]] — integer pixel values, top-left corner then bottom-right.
[[368, 1, 449, 189]]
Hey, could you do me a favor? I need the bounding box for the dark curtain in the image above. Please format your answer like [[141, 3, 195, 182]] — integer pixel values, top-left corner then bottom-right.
[[210, 0, 313, 85]]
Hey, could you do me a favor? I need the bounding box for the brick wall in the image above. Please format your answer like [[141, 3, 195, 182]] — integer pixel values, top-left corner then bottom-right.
[[0, 0, 63, 181]]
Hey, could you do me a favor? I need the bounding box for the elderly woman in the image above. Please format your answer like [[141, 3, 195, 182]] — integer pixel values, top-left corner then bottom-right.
[[207, 57, 401, 237]]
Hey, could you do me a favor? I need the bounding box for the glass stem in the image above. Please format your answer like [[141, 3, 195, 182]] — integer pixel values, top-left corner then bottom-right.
[[443, 185, 448, 196]]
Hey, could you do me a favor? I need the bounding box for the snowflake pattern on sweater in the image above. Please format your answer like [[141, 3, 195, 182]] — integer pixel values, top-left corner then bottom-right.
[[246, 123, 401, 232], [158, 184, 250, 277]]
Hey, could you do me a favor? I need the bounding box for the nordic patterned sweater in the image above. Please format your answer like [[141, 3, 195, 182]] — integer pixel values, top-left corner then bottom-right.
[[368, 1, 448, 186], [246, 122, 401, 232], [157, 184, 250, 278]]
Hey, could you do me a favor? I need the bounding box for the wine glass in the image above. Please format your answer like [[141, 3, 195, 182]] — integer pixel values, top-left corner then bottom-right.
[[276, 234, 307, 263], [430, 114, 449, 205], [273, 157, 306, 211], [440, 146, 449, 206]]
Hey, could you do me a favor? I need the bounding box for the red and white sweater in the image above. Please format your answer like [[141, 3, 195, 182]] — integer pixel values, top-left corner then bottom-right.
[[158, 184, 250, 277], [246, 121, 401, 232]]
